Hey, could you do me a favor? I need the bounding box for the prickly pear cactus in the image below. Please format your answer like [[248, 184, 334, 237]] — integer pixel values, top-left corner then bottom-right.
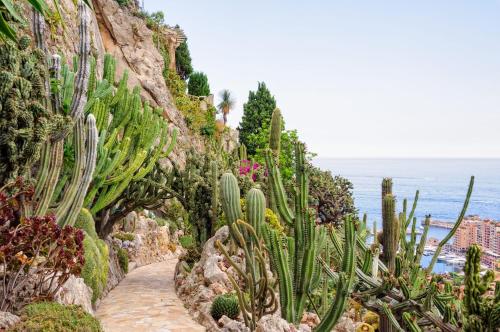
[[210, 294, 240, 321]]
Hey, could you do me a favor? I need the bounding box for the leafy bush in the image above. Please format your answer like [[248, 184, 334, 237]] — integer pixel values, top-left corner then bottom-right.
[[75, 209, 109, 304], [188, 71, 210, 96], [175, 40, 193, 80], [308, 165, 357, 227], [0, 180, 84, 312], [113, 231, 135, 242], [117, 247, 129, 273], [11, 302, 103, 332]]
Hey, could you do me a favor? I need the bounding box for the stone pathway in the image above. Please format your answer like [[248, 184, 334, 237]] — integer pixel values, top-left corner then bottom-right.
[[96, 258, 206, 332]]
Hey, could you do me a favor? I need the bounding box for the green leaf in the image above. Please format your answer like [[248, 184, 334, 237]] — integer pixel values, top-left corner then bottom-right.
[[26, 0, 49, 14], [1, 0, 25, 23], [0, 12, 17, 41]]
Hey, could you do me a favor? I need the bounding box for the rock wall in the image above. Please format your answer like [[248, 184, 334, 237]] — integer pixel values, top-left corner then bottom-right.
[[26, 0, 203, 169]]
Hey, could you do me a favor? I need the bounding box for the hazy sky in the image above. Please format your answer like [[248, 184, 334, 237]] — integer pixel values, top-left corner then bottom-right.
[[144, 1, 500, 158]]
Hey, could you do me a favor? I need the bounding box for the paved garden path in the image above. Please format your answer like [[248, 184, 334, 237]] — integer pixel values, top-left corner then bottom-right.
[[96, 258, 205, 332]]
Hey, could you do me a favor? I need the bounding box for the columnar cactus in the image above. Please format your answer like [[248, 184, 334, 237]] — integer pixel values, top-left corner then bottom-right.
[[27, 1, 97, 228], [463, 244, 499, 332], [315, 215, 356, 332], [381, 191, 399, 273], [82, 53, 177, 234], [269, 108, 282, 161], [263, 142, 328, 324], [217, 174, 278, 330]]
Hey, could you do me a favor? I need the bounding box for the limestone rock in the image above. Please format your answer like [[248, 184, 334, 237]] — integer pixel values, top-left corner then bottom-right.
[[54, 275, 94, 315], [220, 315, 250, 332], [301, 312, 320, 329], [0, 311, 20, 329], [256, 313, 293, 332], [333, 315, 356, 332]]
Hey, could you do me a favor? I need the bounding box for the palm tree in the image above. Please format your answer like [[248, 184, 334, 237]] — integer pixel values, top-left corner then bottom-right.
[[217, 89, 235, 125]]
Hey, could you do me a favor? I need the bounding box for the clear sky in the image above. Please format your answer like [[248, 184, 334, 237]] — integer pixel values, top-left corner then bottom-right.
[[144, 1, 500, 158]]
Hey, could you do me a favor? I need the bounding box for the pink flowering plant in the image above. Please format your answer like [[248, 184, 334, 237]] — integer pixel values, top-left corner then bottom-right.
[[239, 159, 265, 182]]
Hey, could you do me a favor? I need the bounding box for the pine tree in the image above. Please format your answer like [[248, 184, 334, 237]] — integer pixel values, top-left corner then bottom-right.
[[238, 82, 276, 155]]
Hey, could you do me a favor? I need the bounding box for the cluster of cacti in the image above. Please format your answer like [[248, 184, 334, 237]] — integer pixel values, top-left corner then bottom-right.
[[23, 1, 99, 228], [210, 294, 240, 321], [463, 244, 499, 332], [262, 138, 358, 331], [322, 176, 480, 332], [263, 141, 321, 323], [217, 172, 278, 331], [83, 54, 177, 227], [0, 35, 58, 187], [168, 149, 221, 246], [0, 0, 177, 236]]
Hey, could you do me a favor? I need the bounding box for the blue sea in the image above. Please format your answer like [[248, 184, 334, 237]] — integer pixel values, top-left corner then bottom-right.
[[314, 158, 500, 273]]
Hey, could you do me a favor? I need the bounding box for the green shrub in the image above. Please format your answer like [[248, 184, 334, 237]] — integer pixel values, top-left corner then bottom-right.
[[155, 217, 167, 227], [75, 209, 109, 305], [11, 302, 103, 332], [117, 247, 129, 273], [179, 235, 194, 249], [210, 294, 240, 321], [188, 71, 210, 96], [113, 231, 135, 242], [115, 0, 129, 6]]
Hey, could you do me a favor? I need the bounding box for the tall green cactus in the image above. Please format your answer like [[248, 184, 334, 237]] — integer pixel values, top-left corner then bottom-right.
[[315, 216, 356, 332], [263, 142, 323, 323], [463, 244, 499, 332], [217, 175, 278, 330], [269, 108, 282, 162], [381, 191, 399, 273], [26, 1, 98, 228]]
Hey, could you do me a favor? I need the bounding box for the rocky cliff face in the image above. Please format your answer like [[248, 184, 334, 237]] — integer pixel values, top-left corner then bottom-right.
[[28, 0, 204, 168]]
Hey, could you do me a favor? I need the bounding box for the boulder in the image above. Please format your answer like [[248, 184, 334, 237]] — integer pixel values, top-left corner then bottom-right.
[[0, 311, 20, 329], [220, 315, 250, 332], [54, 275, 93, 315], [256, 313, 294, 332]]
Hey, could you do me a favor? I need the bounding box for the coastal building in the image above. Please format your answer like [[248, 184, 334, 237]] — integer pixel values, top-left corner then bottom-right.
[[452, 217, 500, 270]]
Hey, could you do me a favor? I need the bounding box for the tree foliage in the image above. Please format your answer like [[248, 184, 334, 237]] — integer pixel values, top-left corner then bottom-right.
[[217, 89, 235, 125], [175, 40, 193, 80], [238, 82, 276, 155], [188, 71, 210, 96], [308, 165, 357, 227]]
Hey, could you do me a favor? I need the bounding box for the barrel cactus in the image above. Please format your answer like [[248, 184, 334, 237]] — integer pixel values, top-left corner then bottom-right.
[[210, 294, 240, 321]]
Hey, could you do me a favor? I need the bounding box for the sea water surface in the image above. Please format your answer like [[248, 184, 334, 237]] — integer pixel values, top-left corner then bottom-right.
[[313, 158, 500, 273]]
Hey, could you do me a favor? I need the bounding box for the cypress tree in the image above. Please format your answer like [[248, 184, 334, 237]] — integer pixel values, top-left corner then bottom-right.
[[238, 82, 276, 155]]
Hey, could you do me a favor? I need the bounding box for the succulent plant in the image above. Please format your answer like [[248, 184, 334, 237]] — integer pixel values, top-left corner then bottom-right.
[[210, 294, 240, 321]]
